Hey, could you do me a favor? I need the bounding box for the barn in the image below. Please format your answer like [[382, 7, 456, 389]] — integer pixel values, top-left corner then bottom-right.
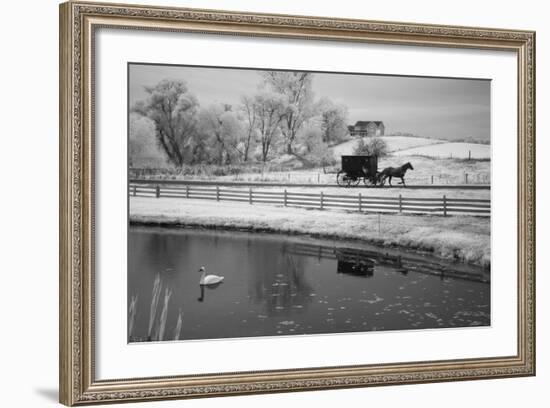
[[348, 121, 385, 137]]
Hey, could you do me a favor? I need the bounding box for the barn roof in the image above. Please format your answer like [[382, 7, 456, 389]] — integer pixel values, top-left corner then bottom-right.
[[353, 121, 384, 127]]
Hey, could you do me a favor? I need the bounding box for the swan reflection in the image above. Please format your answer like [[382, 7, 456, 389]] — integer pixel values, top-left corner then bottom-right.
[[197, 282, 223, 302]]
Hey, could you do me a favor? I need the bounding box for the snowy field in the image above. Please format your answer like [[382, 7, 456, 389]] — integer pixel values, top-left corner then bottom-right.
[[130, 197, 490, 267], [393, 142, 491, 159], [377, 155, 490, 185], [260, 186, 490, 200], [331, 135, 444, 157], [156, 154, 490, 185], [224, 155, 489, 185]]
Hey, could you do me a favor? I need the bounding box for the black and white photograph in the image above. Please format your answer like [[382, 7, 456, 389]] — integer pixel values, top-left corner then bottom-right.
[[1, 0, 543, 404], [127, 63, 491, 343]]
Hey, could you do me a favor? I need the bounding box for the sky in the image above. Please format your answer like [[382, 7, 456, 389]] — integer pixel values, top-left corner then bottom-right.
[[129, 63, 490, 142]]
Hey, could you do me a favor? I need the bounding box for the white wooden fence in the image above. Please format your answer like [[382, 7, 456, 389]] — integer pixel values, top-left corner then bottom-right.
[[129, 182, 490, 217]]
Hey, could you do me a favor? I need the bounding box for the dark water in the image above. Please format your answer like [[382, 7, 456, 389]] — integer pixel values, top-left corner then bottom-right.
[[128, 227, 490, 342]]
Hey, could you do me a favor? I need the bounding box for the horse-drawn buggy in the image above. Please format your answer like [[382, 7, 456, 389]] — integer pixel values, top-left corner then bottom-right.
[[336, 155, 384, 187], [336, 155, 414, 187]]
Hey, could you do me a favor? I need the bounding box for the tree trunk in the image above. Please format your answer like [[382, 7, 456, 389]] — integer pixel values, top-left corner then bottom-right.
[[243, 131, 252, 162], [262, 141, 269, 162]]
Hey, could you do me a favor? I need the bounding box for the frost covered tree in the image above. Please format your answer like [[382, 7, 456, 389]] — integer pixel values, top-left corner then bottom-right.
[[197, 104, 244, 165], [300, 122, 336, 169], [260, 71, 316, 155], [132, 79, 199, 167], [318, 97, 349, 144], [129, 113, 166, 168]]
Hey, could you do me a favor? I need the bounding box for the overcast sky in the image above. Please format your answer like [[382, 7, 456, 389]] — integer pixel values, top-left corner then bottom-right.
[[129, 63, 490, 142]]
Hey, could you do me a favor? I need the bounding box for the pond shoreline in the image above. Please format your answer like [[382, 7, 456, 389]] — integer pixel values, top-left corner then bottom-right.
[[129, 197, 490, 268], [129, 220, 491, 277], [131, 218, 389, 247], [129, 215, 490, 270]]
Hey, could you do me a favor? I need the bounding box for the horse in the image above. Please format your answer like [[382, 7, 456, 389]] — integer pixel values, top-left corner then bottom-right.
[[379, 162, 414, 187]]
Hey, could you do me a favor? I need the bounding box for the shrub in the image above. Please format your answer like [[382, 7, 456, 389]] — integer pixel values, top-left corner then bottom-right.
[[354, 137, 388, 157]]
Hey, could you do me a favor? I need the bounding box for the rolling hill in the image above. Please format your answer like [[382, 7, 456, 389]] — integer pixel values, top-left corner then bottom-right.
[[393, 142, 490, 159], [331, 136, 490, 160]]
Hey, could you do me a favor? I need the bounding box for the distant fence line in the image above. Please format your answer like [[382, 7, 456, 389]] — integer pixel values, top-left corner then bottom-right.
[[130, 169, 491, 186], [129, 182, 490, 217], [129, 178, 490, 190]]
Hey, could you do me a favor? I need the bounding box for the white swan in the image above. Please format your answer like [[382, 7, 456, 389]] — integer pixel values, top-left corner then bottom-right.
[[198, 266, 224, 285]]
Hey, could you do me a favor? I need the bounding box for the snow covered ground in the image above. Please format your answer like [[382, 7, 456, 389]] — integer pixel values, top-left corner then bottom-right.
[[130, 197, 491, 267], [377, 155, 490, 185], [259, 186, 490, 200], [331, 136, 489, 160], [331, 135, 443, 157], [393, 142, 491, 159], [154, 154, 490, 185]]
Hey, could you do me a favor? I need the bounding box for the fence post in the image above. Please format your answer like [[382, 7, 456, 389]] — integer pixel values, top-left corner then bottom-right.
[[358, 192, 362, 212], [133, 185, 136, 197], [284, 189, 287, 207], [249, 187, 253, 205], [155, 185, 160, 198], [216, 186, 220, 201], [186, 185, 189, 198], [443, 195, 447, 217], [398, 194, 402, 213], [317, 173, 320, 184], [320, 191, 324, 210], [431, 175, 434, 185], [465, 173, 468, 184]]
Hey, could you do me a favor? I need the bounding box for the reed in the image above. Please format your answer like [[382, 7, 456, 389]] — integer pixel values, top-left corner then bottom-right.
[[158, 288, 172, 341], [128, 294, 138, 340], [174, 308, 183, 341], [148, 273, 162, 340]]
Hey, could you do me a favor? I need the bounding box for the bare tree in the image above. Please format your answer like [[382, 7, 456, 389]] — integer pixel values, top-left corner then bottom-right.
[[260, 71, 315, 155], [132, 79, 199, 167], [253, 91, 286, 162], [318, 98, 349, 144], [239, 95, 258, 162]]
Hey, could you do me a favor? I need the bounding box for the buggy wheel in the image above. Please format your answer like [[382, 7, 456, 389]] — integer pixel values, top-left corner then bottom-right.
[[363, 176, 376, 188], [336, 171, 348, 187], [348, 177, 361, 187]]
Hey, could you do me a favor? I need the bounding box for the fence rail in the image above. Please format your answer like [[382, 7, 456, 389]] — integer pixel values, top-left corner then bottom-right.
[[129, 182, 490, 217]]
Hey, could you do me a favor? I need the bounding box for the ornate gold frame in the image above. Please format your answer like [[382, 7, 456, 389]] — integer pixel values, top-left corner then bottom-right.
[[59, 1, 536, 405]]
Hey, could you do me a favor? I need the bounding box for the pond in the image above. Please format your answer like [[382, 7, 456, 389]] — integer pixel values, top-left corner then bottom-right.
[[128, 226, 490, 342]]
